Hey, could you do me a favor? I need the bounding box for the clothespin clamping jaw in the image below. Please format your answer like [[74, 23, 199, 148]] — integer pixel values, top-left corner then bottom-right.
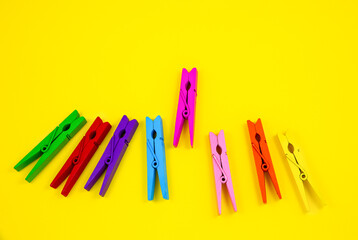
[[209, 130, 237, 215], [146, 116, 169, 200], [14, 110, 86, 182], [247, 119, 281, 203], [50, 117, 111, 197], [173, 68, 198, 147], [278, 133, 323, 211], [84, 115, 138, 197]]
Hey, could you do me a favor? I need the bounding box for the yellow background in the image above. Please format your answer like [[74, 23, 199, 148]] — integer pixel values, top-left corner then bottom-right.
[[1, 1, 357, 239]]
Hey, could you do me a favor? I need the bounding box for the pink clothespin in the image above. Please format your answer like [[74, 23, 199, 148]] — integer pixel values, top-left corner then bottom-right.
[[173, 68, 198, 147], [209, 130, 237, 215]]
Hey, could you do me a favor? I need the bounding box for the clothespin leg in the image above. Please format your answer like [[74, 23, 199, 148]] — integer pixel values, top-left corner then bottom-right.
[[25, 139, 67, 182], [306, 180, 325, 207], [298, 178, 310, 211], [84, 161, 107, 191], [14, 128, 57, 171], [222, 155, 237, 212], [173, 114, 184, 147], [215, 178, 222, 215], [62, 159, 89, 197], [157, 161, 169, 200], [257, 169, 267, 203], [99, 144, 127, 197], [50, 159, 74, 189], [147, 165, 156, 200], [225, 178, 237, 212], [99, 159, 121, 197], [267, 167, 282, 199]]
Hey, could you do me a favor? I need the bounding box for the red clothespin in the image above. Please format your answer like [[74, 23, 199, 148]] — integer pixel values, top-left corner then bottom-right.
[[50, 117, 111, 197], [247, 119, 281, 203]]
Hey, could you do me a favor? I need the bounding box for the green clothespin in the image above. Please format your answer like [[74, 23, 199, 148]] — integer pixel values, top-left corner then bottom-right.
[[14, 110, 87, 182]]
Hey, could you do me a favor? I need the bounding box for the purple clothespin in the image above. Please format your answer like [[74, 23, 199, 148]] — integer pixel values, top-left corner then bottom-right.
[[84, 115, 138, 196]]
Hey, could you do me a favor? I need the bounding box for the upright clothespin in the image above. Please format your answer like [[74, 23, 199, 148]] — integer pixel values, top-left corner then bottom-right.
[[146, 116, 169, 200], [14, 110, 86, 182], [278, 132, 323, 211], [84, 115, 138, 197], [50, 117, 111, 196], [247, 119, 281, 203], [173, 68, 198, 147], [209, 130, 237, 215]]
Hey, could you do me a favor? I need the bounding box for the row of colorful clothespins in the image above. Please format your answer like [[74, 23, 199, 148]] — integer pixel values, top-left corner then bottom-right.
[[15, 68, 322, 214], [15, 111, 137, 197]]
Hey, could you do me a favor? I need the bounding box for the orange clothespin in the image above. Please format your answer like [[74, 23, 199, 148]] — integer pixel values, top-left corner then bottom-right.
[[247, 119, 281, 203]]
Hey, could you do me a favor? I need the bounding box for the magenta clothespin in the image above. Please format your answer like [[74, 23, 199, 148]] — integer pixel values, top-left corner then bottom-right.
[[84, 115, 138, 197], [209, 130, 237, 215], [173, 68, 198, 147]]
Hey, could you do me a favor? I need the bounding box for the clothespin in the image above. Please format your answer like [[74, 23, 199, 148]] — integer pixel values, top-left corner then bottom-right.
[[278, 132, 323, 211], [14, 110, 86, 182], [50, 117, 111, 196], [84, 115, 138, 197], [247, 119, 281, 203], [209, 130, 237, 215], [173, 68, 198, 147], [146, 116, 169, 200]]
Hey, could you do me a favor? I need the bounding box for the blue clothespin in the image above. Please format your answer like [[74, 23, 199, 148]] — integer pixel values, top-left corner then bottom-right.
[[146, 116, 169, 200]]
